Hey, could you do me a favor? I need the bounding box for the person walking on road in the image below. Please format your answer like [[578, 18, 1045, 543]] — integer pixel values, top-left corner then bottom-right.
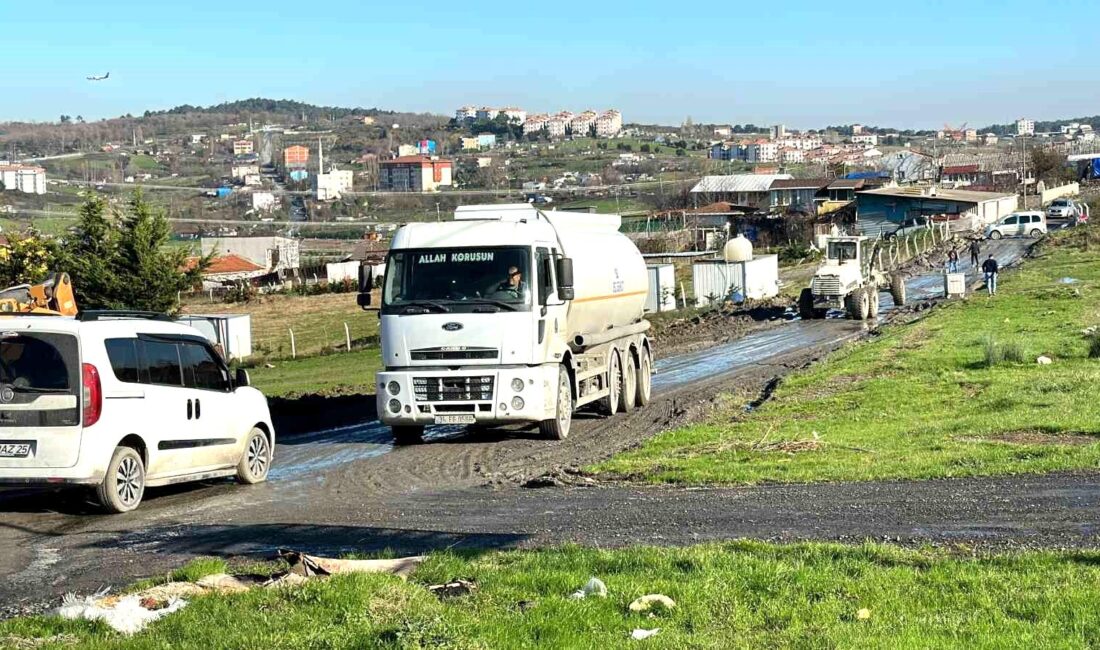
[[981, 254, 999, 296], [969, 238, 981, 267], [947, 249, 960, 273]]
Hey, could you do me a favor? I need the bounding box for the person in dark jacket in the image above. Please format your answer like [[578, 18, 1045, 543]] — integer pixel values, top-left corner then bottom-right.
[[981, 254, 999, 295], [969, 239, 981, 267]]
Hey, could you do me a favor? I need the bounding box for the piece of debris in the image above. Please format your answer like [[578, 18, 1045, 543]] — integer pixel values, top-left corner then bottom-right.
[[570, 577, 608, 599], [54, 592, 188, 635], [628, 594, 676, 613], [516, 600, 536, 613], [1082, 326, 1098, 336], [523, 474, 564, 489], [278, 550, 424, 580], [427, 579, 477, 599], [264, 363, 276, 369], [1037, 356, 1053, 365], [631, 628, 661, 640], [856, 608, 872, 621], [195, 573, 262, 593]]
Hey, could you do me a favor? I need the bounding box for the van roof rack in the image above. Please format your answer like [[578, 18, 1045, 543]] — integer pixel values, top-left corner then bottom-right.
[[77, 310, 174, 322]]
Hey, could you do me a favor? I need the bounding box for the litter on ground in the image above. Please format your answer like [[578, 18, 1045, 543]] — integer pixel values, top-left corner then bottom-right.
[[427, 579, 477, 599], [628, 594, 676, 613], [570, 577, 608, 599], [631, 628, 661, 640], [54, 592, 188, 635]]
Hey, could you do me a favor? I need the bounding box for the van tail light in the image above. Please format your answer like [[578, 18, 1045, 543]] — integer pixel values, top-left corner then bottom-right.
[[82, 363, 102, 427]]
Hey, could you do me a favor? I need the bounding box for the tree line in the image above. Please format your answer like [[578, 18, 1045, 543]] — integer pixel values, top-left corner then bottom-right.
[[0, 191, 209, 313]]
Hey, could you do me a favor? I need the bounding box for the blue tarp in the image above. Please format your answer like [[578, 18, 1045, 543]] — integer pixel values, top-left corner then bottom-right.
[[845, 171, 891, 180], [215, 187, 232, 198], [1093, 158, 1100, 179]]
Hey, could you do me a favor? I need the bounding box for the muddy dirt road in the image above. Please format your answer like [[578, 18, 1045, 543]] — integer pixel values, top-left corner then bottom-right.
[[0, 238, 1046, 608]]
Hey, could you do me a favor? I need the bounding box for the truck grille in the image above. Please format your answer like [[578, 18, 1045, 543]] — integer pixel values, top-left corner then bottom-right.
[[410, 347, 498, 361], [812, 276, 843, 295], [413, 376, 494, 402]]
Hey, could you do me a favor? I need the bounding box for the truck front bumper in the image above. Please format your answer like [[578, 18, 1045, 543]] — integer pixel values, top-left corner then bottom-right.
[[376, 366, 558, 426]]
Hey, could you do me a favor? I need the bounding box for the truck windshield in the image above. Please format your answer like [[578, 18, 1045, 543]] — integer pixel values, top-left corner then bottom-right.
[[828, 241, 858, 262], [384, 247, 531, 307]]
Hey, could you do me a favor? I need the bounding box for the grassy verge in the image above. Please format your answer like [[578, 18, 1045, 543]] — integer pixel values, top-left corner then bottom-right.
[[595, 227, 1100, 485], [183, 292, 378, 359], [247, 347, 381, 398], [6, 542, 1100, 648]]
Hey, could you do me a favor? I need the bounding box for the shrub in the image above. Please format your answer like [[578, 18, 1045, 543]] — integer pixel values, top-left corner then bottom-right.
[[983, 335, 1025, 367], [1087, 332, 1100, 359]]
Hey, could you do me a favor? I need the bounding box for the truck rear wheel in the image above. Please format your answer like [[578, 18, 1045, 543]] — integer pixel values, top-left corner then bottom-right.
[[619, 350, 637, 413], [635, 347, 653, 407], [600, 350, 622, 416], [891, 274, 907, 307], [391, 425, 424, 445], [539, 364, 573, 440]]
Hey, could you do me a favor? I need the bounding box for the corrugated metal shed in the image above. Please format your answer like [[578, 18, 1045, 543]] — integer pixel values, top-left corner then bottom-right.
[[691, 174, 791, 193]]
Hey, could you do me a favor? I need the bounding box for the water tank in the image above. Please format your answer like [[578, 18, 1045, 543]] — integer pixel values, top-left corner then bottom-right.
[[723, 234, 753, 263]]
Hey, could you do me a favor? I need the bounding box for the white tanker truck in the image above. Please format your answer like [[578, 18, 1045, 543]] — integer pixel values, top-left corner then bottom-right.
[[357, 204, 653, 444]]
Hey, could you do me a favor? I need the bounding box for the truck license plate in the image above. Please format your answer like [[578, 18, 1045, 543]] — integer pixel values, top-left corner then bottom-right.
[[0, 443, 32, 458], [434, 415, 476, 425]]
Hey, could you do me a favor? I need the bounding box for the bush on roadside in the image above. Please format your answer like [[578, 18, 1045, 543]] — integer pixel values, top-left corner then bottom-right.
[[1087, 332, 1100, 359], [983, 335, 1026, 367]]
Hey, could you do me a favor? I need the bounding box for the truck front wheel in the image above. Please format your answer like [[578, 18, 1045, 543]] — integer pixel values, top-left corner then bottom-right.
[[391, 425, 424, 445], [539, 364, 573, 440]]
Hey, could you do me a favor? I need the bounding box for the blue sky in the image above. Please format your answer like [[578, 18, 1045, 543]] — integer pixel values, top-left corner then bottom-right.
[[5, 0, 1098, 128]]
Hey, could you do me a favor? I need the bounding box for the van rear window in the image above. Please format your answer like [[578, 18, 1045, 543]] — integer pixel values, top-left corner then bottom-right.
[[0, 333, 77, 391], [0, 332, 80, 427]]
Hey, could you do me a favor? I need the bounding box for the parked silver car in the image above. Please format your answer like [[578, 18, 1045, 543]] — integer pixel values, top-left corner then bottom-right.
[[1047, 198, 1078, 219]]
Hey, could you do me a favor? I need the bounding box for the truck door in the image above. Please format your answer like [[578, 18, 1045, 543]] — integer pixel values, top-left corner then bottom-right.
[[535, 246, 568, 355]]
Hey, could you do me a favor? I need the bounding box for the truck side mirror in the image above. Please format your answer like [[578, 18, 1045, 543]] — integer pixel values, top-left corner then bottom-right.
[[357, 264, 374, 309], [556, 257, 575, 301], [234, 368, 250, 388]]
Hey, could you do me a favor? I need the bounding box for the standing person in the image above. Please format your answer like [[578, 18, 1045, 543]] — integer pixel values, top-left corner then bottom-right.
[[981, 254, 999, 296], [947, 248, 960, 273], [969, 238, 981, 267]]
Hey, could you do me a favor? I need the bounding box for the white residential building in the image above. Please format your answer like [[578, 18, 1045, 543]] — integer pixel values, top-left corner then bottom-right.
[[251, 192, 276, 212], [570, 111, 598, 136], [779, 148, 805, 164], [545, 116, 570, 138], [983, 133, 999, 146], [596, 110, 623, 137], [455, 106, 477, 121], [745, 142, 779, 163], [501, 107, 527, 124], [851, 134, 879, 145], [475, 107, 501, 121], [231, 163, 260, 179], [0, 165, 47, 194], [1016, 118, 1035, 136], [523, 114, 549, 135], [770, 124, 786, 139], [316, 169, 354, 201]]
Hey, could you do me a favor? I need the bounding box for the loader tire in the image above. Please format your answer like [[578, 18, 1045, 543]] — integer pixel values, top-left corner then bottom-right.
[[798, 288, 816, 320], [890, 274, 907, 307], [845, 289, 870, 321], [867, 288, 880, 320]]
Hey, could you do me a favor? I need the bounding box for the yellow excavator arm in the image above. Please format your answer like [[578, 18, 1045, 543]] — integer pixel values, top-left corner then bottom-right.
[[0, 272, 78, 316]]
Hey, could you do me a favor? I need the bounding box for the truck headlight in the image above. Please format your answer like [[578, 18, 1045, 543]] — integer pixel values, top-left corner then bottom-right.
[[387, 381, 401, 396], [511, 396, 525, 410], [388, 399, 401, 413], [511, 378, 525, 392]]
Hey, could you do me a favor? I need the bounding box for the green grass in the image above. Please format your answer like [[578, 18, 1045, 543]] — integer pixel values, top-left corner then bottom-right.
[[596, 227, 1100, 485], [127, 154, 161, 171], [247, 346, 382, 397], [7, 542, 1100, 648]]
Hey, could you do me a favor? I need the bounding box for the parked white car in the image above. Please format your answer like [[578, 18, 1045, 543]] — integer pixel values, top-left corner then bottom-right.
[[1047, 198, 1078, 220], [0, 312, 274, 512], [985, 211, 1047, 240]]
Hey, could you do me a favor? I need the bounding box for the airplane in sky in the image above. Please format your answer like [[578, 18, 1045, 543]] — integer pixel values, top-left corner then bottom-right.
[[86, 72, 109, 81]]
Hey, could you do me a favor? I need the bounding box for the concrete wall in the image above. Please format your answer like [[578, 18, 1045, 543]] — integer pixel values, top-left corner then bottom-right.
[[201, 236, 301, 273], [1041, 182, 1079, 205]]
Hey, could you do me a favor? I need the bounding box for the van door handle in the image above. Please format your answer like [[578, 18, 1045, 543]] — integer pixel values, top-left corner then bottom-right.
[[195, 398, 201, 420], [187, 399, 193, 420]]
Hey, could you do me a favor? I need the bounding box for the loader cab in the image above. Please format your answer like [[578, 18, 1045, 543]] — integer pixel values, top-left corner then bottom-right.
[[825, 237, 864, 265]]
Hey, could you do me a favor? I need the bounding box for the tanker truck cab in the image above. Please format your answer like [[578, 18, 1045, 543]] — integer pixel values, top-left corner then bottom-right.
[[367, 204, 653, 444]]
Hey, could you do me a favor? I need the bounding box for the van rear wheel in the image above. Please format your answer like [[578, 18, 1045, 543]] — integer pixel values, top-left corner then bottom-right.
[[989, 230, 1003, 240], [1030, 229, 1044, 239], [96, 446, 145, 513]]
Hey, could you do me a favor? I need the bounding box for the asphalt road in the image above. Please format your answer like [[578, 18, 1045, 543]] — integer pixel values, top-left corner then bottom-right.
[[0, 236, 1052, 609]]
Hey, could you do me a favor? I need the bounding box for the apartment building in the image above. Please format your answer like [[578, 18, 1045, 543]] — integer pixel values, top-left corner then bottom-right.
[[779, 147, 805, 164], [233, 139, 254, 155], [1016, 118, 1035, 136], [283, 145, 309, 167], [455, 106, 478, 121], [596, 110, 623, 138], [571, 111, 598, 136], [475, 107, 501, 121], [523, 114, 549, 135], [379, 156, 453, 192], [851, 134, 878, 146], [0, 164, 46, 194], [745, 141, 779, 163]]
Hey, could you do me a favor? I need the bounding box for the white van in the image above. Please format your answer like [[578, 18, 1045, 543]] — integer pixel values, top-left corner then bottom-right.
[[0, 311, 274, 512], [985, 211, 1047, 240]]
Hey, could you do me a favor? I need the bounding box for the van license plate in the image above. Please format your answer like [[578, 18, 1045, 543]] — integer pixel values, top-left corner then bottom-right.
[[0, 443, 32, 458], [435, 415, 475, 425]]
